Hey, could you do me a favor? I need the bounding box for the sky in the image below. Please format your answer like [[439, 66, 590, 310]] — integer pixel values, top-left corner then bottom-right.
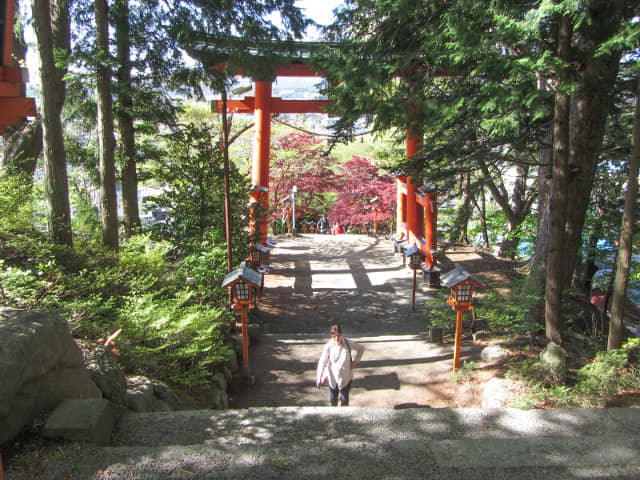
[[297, 0, 344, 26]]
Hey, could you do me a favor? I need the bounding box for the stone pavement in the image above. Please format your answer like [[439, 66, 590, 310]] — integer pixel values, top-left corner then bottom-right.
[[230, 234, 485, 409]]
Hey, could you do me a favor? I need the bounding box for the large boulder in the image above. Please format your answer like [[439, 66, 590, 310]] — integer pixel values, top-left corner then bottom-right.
[[80, 342, 127, 405], [0, 308, 101, 445], [540, 342, 568, 377]]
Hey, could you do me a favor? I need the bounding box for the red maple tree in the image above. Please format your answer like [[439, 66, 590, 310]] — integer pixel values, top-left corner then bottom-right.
[[269, 133, 339, 225], [328, 155, 395, 232], [268, 133, 395, 233]]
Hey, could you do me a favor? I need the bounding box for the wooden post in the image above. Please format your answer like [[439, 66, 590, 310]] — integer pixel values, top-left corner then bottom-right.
[[241, 304, 250, 377], [411, 269, 417, 312], [374, 207, 378, 236], [453, 308, 463, 370]]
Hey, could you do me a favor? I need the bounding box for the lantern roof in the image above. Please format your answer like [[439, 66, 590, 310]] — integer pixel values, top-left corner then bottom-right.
[[403, 245, 426, 259], [417, 183, 436, 194], [441, 264, 485, 289], [250, 184, 269, 193], [222, 262, 263, 289], [254, 243, 270, 254]]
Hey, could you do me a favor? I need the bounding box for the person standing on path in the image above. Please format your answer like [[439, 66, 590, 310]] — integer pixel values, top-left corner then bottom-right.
[[316, 324, 365, 406]]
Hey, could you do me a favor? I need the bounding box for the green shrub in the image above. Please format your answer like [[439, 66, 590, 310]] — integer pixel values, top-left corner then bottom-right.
[[0, 172, 37, 232], [476, 281, 544, 338], [118, 292, 234, 387], [425, 290, 456, 333], [507, 339, 640, 408], [453, 360, 477, 383]]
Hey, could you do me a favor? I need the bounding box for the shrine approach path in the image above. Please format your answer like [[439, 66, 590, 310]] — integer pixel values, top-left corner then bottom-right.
[[228, 233, 494, 409]]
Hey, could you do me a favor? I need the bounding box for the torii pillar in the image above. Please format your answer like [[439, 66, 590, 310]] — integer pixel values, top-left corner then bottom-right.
[[405, 131, 424, 245], [217, 65, 329, 244], [1, 0, 36, 133], [250, 81, 272, 242], [397, 129, 436, 268]]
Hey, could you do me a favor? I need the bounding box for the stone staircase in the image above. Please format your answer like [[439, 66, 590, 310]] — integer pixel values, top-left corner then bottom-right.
[[88, 407, 640, 479]]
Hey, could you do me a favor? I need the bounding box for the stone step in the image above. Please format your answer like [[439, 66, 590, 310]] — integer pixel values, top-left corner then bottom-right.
[[95, 440, 640, 480], [112, 407, 640, 447], [95, 406, 640, 479]]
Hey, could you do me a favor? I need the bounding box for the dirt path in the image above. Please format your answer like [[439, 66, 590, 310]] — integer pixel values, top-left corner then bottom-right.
[[229, 234, 496, 409]]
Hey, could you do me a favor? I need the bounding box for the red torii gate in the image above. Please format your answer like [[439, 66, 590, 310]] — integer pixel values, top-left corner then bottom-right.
[[215, 61, 437, 267], [0, 0, 36, 134]]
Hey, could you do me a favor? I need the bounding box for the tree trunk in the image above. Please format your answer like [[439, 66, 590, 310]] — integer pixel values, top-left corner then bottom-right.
[[32, 0, 72, 246], [221, 89, 233, 273], [2, 118, 42, 177], [114, 0, 141, 238], [95, 0, 119, 250], [450, 172, 471, 243], [561, 1, 624, 291], [534, 134, 552, 268], [544, 13, 571, 345], [471, 185, 490, 250], [608, 76, 640, 350]]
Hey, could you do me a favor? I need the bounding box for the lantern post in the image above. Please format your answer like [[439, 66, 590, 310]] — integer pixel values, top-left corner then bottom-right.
[[291, 186, 297, 233], [371, 196, 382, 236], [404, 245, 427, 312], [282, 196, 293, 234], [222, 263, 263, 377], [441, 264, 485, 370]]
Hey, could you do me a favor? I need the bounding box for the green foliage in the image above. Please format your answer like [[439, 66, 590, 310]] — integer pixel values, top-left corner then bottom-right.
[[425, 289, 456, 333], [476, 279, 544, 338], [453, 361, 477, 384], [0, 172, 38, 232], [507, 339, 640, 408], [0, 227, 239, 388], [117, 291, 233, 388], [149, 121, 250, 253], [177, 229, 235, 305]]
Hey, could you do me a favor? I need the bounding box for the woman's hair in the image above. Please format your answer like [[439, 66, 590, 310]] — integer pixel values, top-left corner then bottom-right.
[[329, 323, 343, 337]]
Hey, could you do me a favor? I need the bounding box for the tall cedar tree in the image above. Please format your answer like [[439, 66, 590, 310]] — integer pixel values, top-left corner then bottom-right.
[[32, 0, 73, 245], [114, 0, 140, 237], [608, 77, 640, 350], [95, 0, 118, 249]]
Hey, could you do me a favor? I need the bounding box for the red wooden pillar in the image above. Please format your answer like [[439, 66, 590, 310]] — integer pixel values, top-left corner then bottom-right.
[[406, 131, 420, 244], [424, 189, 437, 266], [406, 179, 417, 244], [251, 81, 272, 243], [396, 174, 406, 237], [3, 0, 16, 66]]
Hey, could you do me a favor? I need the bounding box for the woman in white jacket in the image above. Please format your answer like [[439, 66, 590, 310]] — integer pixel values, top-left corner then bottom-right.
[[316, 324, 365, 406]]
